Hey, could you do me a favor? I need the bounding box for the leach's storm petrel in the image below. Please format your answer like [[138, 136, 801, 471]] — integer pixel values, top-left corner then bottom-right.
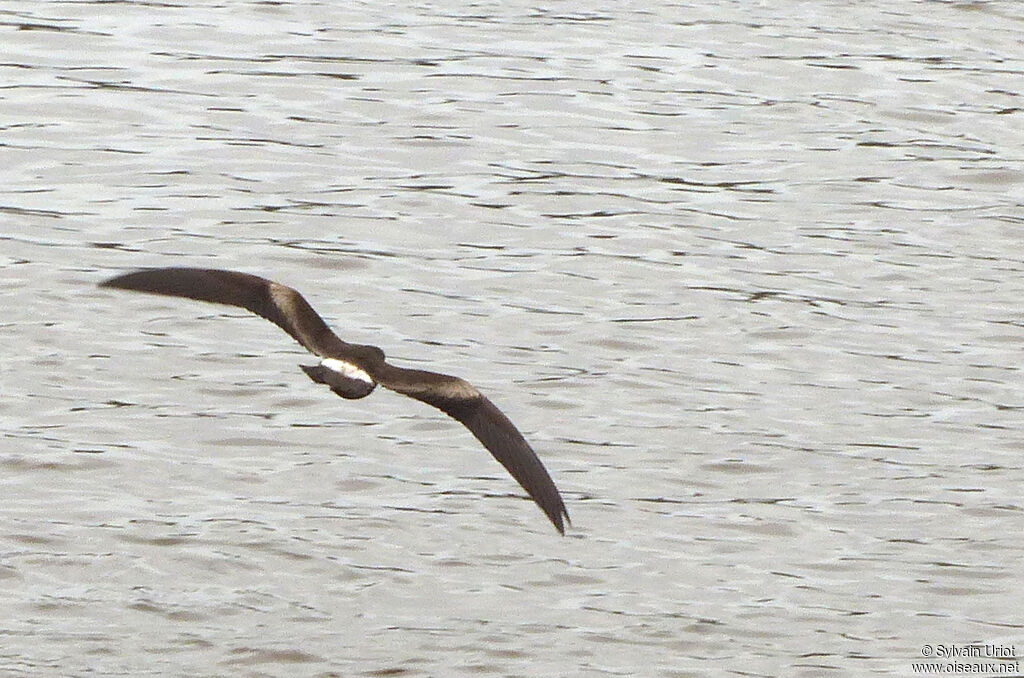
[[100, 267, 570, 534]]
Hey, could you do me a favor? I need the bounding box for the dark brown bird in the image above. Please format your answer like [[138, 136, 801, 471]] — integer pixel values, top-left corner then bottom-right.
[[100, 267, 570, 534]]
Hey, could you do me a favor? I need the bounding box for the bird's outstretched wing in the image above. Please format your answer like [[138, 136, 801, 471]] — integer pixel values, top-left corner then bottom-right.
[[375, 367, 570, 534], [100, 267, 350, 357]]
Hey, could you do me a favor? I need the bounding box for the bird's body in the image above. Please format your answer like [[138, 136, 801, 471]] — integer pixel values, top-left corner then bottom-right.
[[100, 267, 570, 534], [303, 359, 376, 399]]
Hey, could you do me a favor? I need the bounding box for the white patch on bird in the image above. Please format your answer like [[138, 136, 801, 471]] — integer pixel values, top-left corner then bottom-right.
[[321, 358, 374, 384]]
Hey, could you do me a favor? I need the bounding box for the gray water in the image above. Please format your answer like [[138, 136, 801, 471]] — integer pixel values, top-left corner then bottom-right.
[[2, 1, 1023, 676]]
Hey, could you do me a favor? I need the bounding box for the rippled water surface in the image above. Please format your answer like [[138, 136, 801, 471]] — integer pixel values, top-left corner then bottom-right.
[[2, 1, 1023, 676]]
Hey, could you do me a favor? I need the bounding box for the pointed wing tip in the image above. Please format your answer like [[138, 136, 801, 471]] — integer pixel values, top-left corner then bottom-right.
[[99, 268, 176, 291], [546, 503, 571, 535], [98, 272, 131, 288]]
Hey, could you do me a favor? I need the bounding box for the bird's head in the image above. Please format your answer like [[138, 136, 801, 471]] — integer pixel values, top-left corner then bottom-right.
[[353, 343, 386, 366]]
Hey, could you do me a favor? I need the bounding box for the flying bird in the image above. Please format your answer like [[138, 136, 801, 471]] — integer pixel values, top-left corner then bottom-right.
[[100, 267, 570, 534]]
